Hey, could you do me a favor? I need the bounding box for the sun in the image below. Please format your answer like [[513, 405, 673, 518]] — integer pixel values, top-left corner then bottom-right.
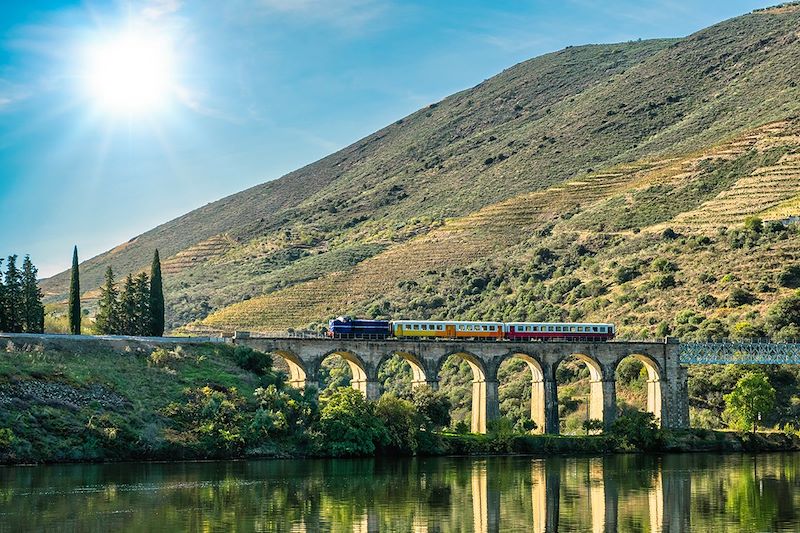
[[83, 29, 175, 115]]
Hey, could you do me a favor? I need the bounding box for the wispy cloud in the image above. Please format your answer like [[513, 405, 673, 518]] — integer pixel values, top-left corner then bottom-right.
[[257, 0, 391, 31], [142, 0, 184, 20]]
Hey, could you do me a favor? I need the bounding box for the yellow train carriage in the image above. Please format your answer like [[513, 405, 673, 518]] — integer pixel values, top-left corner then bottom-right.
[[393, 320, 503, 340]]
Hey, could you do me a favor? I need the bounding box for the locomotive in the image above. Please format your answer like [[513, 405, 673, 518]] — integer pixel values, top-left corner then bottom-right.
[[327, 316, 615, 341]]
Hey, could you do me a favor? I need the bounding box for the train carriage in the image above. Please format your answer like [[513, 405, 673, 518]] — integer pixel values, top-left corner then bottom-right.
[[392, 320, 504, 340], [505, 322, 615, 341]]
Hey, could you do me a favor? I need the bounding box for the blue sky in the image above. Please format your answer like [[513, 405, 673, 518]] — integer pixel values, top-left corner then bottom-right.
[[0, 0, 777, 276]]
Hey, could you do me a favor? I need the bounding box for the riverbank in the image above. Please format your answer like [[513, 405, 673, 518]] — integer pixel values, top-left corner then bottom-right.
[[2, 340, 799, 465]]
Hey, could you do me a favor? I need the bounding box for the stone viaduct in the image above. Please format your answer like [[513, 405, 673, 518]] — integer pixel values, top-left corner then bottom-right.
[[237, 336, 689, 434]]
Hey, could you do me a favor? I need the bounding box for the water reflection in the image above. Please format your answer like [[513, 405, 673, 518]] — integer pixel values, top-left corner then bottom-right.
[[2, 453, 800, 532]]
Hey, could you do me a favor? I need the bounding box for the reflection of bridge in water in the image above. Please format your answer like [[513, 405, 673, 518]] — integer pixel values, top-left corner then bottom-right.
[[342, 457, 693, 533]]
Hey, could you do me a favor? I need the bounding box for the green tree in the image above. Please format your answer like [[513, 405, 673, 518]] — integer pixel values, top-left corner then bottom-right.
[[119, 273, 137, 335], [95, 267, 120, 335], [133, 272, 151, 336], [4, 255, 23, 332], [412, 386, 451, 430], [316, 387, 387, 456], [21, 255, 44, 333], [149, 249, 165, 336], [67, 246, 81, 335], [724, 372, 776, 433], [375, 394, 419, 454]]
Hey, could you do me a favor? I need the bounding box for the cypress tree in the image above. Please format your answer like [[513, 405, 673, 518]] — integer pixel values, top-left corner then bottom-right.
[[5, 255, 23, 332], [149, 250, 165, 336], [21, 255, 44, 333], [68, 246, 81, 335], [119, 273, 136, 336], [0, 258, 6, 332], [133, 272, 150, 336], [95, 266, 120, 335]]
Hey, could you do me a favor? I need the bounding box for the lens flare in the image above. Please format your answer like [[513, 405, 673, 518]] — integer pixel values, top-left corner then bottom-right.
[[83, 29, 175, 115]]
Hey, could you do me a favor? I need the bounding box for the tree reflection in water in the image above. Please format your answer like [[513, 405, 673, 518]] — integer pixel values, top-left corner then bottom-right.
[[2, 453, 800, 531]]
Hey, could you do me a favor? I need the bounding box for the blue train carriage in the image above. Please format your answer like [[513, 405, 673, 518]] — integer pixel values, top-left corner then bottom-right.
[[327, 316, 391, 339]]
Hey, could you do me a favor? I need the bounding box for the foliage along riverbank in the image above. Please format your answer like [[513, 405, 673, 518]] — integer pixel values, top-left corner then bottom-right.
[[2, 342, 800, 465]]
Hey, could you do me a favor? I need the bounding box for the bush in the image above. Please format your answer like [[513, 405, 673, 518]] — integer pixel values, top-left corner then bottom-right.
[[233, 346, 273, 376], [610, 411, 662, 450], [661, 228, 678, 240], [412, 386, 451, 431], [777, 265, 800, 289], [697, 294, 718, 308], [766, 291, 800, 334], [727, 287, 756, 307], [162, 386, 247, 457], [744, 216, 763, 233], [615, 265, 640, 284], [653, 274, 676, 289], [582, 419, 604, 435], [0, 428, 15, 449], [375, 394, 419, 454], [316, 388, 387, 456], [651, 258, 678, 273]]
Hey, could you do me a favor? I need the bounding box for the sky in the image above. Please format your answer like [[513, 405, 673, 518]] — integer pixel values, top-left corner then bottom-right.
[[0, 0, 779, 277]]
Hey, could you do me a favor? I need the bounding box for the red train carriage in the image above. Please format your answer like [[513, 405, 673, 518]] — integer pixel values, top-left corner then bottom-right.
[[504, 322, 615, 341]]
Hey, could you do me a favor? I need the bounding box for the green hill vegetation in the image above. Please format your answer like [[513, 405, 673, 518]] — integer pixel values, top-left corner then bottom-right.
[[31, 5, 800, 435]]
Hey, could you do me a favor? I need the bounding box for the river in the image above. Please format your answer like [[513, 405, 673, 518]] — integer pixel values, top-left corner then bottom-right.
[[1, 452, 799, 532]]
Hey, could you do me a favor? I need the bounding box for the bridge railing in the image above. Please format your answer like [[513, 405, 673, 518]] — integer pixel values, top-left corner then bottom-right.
[[680, 339, 800, 364]]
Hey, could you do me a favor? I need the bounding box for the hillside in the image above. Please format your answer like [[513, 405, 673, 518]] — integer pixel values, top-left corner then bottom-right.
[[40, 4, 800, 338]]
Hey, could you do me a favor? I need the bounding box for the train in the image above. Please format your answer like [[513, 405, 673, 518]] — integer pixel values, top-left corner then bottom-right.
[[327, 316, 615, 341]]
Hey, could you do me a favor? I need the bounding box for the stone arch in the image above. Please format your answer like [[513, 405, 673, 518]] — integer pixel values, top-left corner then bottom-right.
[[318, 350, 377, 400], [377, 351, 432, 393], [272, 350, 309, 390], [437, 351, 494, 434], [614, 353, 663, 426], [554, 352, 613, 433], [496, 352, 546, 434]]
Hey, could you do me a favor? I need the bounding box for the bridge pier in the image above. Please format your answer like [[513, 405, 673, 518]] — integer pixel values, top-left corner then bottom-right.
[[472, 379, 500, 434], [544, 378, 559, 434], [598, 379, 616, 432]]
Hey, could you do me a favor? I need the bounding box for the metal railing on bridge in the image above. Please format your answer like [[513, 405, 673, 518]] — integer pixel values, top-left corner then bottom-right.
[[680, 340, 800, 364]]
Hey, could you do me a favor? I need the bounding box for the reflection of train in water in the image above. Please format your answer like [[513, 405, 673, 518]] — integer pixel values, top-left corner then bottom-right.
[[327, 316, 615, 341]]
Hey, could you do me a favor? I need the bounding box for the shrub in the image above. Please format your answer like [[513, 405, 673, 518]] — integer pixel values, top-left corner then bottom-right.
[[162, 386, 247, 457], [766, 291, 800, 334], [375, 394, 419, 454], [651, 258, 678, 273], [744, 216, 763, 233], [653, 274, 676, 289], [412, 386, 451, 431], [453, 420, 470, 434], [727, 287, 756, 307], [697, 294, 718, 308], [610, 410, 661, 450], [615, 265, 640, 284], [582, 419, 604, 434], [777, 265, 800, 289], [0, 428, 15, 449], [661, 228, 678, 240], [317, 388, 387, 456], [233, 346, 273, 376]]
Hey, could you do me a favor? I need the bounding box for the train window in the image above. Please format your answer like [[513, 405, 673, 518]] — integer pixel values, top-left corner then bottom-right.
[[483, 325, 488, 331], [600, 327, 606, 332], [571, 326, 576, 332], [414, 324, 419, 330], [547, 326, 553, 332], [593, 327, 598, 332], [555, 326, 561, 332]]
